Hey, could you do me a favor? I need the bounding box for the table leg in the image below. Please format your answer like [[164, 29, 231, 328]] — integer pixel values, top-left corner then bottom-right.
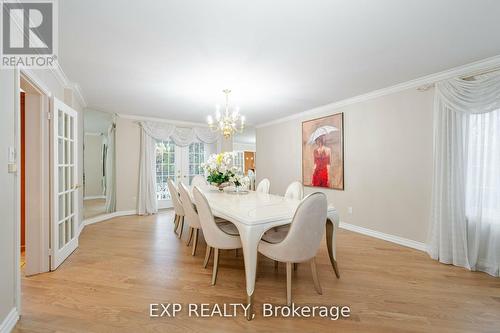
[[326, 218, 340, 278], [237, 226, 264, 321]]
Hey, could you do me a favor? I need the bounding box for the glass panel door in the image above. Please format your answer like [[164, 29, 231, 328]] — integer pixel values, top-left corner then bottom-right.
[[51, 98, 79, 270], [155, 141, 207, 208]]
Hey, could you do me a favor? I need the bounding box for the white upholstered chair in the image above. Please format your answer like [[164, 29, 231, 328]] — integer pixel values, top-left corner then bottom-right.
[[267, 181, 304, 241], [167, 179, 185, 238], [193, 186, 242, 285], [284, 181, 304, 200], [258, 192, 328, 305], [191, 175, 208, 187], [256, 178, 270, 194], [178, 183, 203, 256]]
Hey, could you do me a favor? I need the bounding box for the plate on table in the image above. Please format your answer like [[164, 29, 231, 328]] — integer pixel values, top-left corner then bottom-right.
[[225, 189, 249, 195]]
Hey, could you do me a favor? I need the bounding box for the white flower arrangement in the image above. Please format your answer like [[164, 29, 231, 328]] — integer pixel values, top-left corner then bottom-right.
[[229, 173, 250, 188], [201, 152, 238, 187]]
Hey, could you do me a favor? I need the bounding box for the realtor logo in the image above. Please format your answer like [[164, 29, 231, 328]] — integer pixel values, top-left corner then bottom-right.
[[1, 0, 58, 68]]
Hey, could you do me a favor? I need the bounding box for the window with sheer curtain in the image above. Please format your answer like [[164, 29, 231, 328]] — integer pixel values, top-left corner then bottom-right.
[[466, 109, 500, 226]]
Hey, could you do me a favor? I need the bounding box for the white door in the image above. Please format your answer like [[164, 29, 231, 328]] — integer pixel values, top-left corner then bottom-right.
[[51, 98, 80, 270], [156, 141, 207, 209]]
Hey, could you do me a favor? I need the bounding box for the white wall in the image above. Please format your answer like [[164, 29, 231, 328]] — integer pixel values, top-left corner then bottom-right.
[[0, 69, 18, 329], [256, 88, 434, 243], [115, 117, 141, 211]]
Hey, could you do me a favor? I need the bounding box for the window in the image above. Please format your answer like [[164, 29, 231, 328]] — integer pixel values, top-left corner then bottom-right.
[[188, 142, 205, 184], [156, 140, 175, 200], [233, 151, 244, 175], [466, 109, 500, 225]]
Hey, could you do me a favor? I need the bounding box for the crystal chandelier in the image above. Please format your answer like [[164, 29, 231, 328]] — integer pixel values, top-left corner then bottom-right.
[[206, 89, 245, 138]]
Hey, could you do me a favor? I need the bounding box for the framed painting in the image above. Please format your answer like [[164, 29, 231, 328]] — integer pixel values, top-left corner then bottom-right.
[[302, 113, 344, 190]]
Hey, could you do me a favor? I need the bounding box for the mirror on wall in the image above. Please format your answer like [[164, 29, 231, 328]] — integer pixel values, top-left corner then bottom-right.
[[83, 109, 115, 220], [233, 127, 256, 190]]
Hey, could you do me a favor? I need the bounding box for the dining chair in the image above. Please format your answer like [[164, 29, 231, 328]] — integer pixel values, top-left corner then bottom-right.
[[178, 183, 203, 256], [193, 186, 242, 285], [284, 181, 304, 200], [269, 181, 304, 242], [167, 179, 185, 238], [191, 175, 208, 187], [258, 192, 328, 305], [256, 178, 270, 194]]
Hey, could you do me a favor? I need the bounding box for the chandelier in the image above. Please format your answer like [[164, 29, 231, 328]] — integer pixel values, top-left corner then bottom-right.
[[206, 89, 245, 138]]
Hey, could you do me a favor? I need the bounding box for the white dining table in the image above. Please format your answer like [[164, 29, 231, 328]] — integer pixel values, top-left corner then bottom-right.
[[191, 186, 340, 320]]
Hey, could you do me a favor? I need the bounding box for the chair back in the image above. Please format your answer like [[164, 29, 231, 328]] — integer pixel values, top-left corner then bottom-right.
[[191, 175, 208, 187], [256, 178, 270, 194], [277, 192, 327, 262], [167, 179, 184, 216], [284, 181, 303, 200], [193, 187, 240, 249], [178, 183, 201, 228]]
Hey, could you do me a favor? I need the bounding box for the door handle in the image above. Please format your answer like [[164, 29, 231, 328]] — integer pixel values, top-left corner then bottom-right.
[[73, 184, 81, 190]]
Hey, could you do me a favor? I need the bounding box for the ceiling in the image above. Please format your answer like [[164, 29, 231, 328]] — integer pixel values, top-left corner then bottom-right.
[[59, 0, 500, 125]]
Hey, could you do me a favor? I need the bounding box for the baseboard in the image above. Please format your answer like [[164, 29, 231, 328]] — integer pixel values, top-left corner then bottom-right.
[[0, 308, 19, 333], [84, 195, 105, 201], [83, 210, 137, 226], [339, 222, 427, 252]]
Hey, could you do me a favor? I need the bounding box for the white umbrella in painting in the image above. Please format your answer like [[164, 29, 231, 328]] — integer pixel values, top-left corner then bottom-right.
[[307, 125, 338, 145]]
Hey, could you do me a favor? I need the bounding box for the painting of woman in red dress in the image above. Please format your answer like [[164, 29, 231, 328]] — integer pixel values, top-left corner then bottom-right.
[[302, 113, 344, 190], [312, 136, 331, 187]]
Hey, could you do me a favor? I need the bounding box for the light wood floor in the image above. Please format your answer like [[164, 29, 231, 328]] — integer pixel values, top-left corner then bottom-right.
[[15, 210, 500, 333]]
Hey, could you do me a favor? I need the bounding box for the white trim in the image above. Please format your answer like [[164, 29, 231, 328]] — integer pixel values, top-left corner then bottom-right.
[[68, 82, 87, 108], [19, 69, 52, 97], [256, 55, 500, 128], [50, 61, 70, 87], [83, 210, 137, 226], [117, 113, 209, 128], [50, 61, 88, 108], [13, 69, 22, 318], [339, 222, 427, 252], [84, 132, 103, 137], [0, 308, 19, 333], [84, 195, 106, 201]]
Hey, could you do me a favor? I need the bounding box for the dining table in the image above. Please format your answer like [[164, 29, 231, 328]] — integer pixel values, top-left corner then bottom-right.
[[190, 186, 340, 320]]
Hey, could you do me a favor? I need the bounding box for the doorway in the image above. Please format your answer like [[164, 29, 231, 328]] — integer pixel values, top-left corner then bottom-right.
[[19, 75, 51, 276], [156, 141, 213, 209]]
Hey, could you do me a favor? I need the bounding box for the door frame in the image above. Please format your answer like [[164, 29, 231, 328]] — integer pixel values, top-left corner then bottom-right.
[[14, 68, 53, 314]]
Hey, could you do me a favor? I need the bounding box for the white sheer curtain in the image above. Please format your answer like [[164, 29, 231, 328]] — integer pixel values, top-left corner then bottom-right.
[[428, 72, 500, 277], [138, 126, 158, 215], [137, 121, 219, 215], [104, 123, 116, 213], [466, 109, 500, 276]]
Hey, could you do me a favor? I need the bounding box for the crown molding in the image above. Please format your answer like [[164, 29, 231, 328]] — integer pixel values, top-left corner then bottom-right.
[[117, 113, 209, 128], [50, 61, 88, 108], [256, 54, 500, 128], [19, 68, 53, 97]]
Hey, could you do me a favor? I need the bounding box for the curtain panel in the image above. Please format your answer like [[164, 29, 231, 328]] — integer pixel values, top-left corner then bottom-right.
[[140, 121, 219, 146], [428, 72, 500, 277], [104, 123, 116, 213]]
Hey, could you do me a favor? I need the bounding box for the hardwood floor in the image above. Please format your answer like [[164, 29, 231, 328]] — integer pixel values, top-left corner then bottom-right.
[[15, 210, 500, 332]]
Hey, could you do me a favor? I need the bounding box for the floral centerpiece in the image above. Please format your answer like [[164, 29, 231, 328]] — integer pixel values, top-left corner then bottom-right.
[[229, 173, 250, 192], [202, 152, 238, 191]]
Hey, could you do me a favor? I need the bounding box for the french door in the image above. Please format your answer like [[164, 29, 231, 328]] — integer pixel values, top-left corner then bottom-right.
[[51, 98, 80, 270], [156, 141, 206, 209]]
